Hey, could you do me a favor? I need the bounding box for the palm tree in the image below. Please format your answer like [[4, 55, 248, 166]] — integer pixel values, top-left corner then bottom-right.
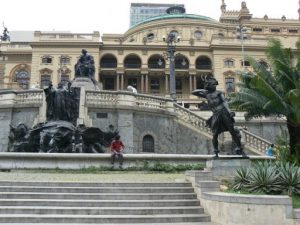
[[230, 38, 300, 159]]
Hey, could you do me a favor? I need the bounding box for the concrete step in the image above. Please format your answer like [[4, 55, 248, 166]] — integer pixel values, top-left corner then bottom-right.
[[186, 170, 213, 181], [294, 209, 300, 219], [0, 223, 220, 225], [0, 214, 211, 223], [0, 180, 213, 224], [0, 206, 204, 215], [0, 199, 201, 207], [0, 186, 194, 193], [0, 192, 197, 200], [0, 181, 191, 188], [196, 180, 220, 193]]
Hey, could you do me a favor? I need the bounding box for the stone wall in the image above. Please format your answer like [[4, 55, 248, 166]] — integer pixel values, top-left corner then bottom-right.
[[89, 108, 213, 154]]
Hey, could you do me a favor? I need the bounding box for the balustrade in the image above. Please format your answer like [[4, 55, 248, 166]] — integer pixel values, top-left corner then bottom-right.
[[1, 89, 270, 154], [86, 91, 119, 107], [15, 90, 43, 107], [174, 103, 210, 133], [240, 129, 271, 154]]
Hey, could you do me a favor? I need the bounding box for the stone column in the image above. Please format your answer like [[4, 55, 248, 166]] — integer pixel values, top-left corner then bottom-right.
[[193, 75, 197, 90], [145, 74, 149, 93], [189, 74, 193, 92], [121, 73, 124, 90], [117, 94, 135, 153], [116, 73, 120, 90], [141, 74, 144, 93], [165, 74, 169, 94]]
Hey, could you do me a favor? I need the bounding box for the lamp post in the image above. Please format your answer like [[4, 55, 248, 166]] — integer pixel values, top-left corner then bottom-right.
[[163, 32, 180, 101], [236, 25, 247, 70]]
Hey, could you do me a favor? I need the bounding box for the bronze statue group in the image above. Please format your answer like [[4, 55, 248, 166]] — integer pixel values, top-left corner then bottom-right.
[[193, 77, 246, 158], [9, 49, 246, 158]]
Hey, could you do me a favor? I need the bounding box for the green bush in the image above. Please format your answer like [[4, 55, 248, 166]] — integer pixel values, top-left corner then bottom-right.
[[246, 161, 281, 194], [33, 162, 205, 174], [232, 161, 300, 196], [232, 167, 250, 191], [277, 162, 300, 195]]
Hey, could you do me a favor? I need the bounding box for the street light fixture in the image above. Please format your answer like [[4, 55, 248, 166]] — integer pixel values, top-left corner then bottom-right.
[[162, 32, 180, 101], [236, 25, 247, 70]]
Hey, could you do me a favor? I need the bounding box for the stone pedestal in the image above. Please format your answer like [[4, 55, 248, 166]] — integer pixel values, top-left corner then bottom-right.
[[71, 77, 101, 91], [118, 112, 134, 153], [71, 77, 101, 126], [206, 156, 251, 178]]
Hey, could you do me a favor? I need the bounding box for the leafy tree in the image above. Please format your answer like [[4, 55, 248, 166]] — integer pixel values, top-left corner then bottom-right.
[[230, 38, 300, 159]]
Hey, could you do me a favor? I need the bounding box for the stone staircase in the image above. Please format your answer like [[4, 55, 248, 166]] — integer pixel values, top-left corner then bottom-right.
[[0, 180, 217, 225]]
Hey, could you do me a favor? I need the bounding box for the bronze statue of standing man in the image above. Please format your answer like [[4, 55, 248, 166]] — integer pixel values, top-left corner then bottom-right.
[[192, 77, 246, 157]]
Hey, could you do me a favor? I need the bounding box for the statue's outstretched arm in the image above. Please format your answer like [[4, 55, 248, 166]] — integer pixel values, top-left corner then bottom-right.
[[192, 89, 208, 98]]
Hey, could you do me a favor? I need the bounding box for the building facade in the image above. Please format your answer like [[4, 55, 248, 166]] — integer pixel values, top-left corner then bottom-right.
[[130, 3, 185, 27], [1, 1, 300, 107]]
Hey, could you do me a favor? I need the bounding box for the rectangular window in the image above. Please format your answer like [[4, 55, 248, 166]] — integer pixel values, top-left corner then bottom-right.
[[60, 57, 70, 64], [271, 28, 280, 33], [41, 74, 51, 88], [60, 74, 69, 85], [241, 61, 250, 67], [253, 28, 263, 32], [104, 78, 115, 90], [288, 29, 298, 33], [225, 77, 235, 93], [176, 79, 182, 93], [150, 78, 160, 91], [97, 113, 108, 118], [224, 60, 234, 67], [42, 57, 52, 64]]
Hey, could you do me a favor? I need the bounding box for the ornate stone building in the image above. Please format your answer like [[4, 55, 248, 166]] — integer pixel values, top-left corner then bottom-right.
[[1, 1, 300, 106]]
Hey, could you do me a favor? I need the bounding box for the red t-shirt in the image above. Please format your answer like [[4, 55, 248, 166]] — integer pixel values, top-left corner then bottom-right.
[[111, 140, 124, 153]]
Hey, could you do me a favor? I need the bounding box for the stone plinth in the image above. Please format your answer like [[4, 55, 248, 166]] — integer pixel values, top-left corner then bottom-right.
[[206, 156, 251, 178], [71, 77, 101, 91]]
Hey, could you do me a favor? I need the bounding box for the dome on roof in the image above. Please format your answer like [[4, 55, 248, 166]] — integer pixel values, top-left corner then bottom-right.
[[130, 13, 216, 29]]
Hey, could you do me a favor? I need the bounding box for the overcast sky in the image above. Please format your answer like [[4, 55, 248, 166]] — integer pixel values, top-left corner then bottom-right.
[[0, 0, 298, 34]]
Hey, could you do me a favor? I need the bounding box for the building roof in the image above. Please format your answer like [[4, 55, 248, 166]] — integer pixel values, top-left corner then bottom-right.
[[130, 13, 217, 29], [130, 3, 184, 7], [8, 31, 71, 43], [9, 31, 34, 42]]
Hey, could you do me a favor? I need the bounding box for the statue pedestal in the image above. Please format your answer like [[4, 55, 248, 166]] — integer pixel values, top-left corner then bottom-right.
[[206, 156, 251, 178], [71, 77, 102, 91]]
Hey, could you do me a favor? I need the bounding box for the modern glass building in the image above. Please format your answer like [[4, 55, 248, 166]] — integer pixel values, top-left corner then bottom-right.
[[130, 3, 185, 27]]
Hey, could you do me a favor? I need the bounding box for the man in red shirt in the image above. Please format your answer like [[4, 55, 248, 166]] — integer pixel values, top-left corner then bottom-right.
[[110, 135, 125, 169]]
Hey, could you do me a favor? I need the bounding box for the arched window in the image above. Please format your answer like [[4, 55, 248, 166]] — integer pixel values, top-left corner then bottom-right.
[[142, 135, 155, 152], [14, 70, 30, 89], [175, 55, 189, 69], [196, 56, 212, 70], [259, 60, 269, 70], [124, 55, 141, 68], [148, 55, 165, 69], [100, 54, 117, 68]]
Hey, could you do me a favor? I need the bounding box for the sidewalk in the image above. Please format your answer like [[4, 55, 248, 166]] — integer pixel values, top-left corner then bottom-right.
[[0, 170, 186, 183]]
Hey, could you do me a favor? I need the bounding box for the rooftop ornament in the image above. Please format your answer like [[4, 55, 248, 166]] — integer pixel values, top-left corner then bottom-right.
[[0, 23, 10, 41]]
